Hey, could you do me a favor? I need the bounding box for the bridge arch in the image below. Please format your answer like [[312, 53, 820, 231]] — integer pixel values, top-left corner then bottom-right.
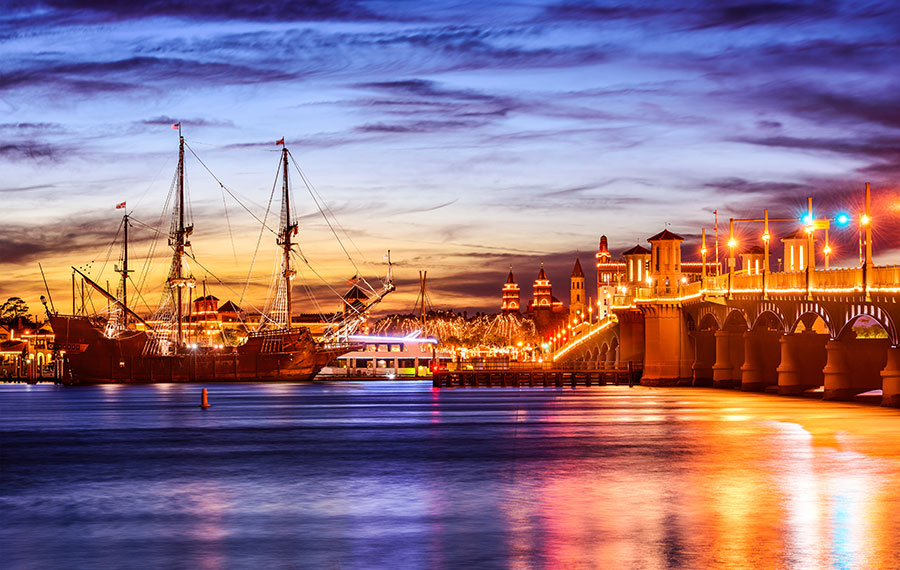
[[789, 302, 835, 337], [723, 309, 749, 331], [698, 312, 720, 331], [835, 304, 899, 346], [750, 302, 787, 333], [598, 342, 609, 364]]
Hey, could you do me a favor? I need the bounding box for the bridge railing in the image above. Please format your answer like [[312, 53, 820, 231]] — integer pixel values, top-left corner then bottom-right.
[[813, 267, 862, 290], [871, 265, 900, 288], [706, 274, 728, 292], [768, 271, 805, 290], [732, 273, 763, 291]]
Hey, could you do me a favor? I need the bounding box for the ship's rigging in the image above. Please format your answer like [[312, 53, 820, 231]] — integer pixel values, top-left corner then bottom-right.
[[69, 127, 393, 352]]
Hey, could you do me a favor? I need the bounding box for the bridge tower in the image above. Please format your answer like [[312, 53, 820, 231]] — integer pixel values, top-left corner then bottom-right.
[[570, 258, 585, 322], [500, 267, 520, 314], [648, 229, 684, 295], [781, 229, 813, 272], [640, 229, 693, 385], [740, 245, 766, 275], [622, 244, 651, 287]]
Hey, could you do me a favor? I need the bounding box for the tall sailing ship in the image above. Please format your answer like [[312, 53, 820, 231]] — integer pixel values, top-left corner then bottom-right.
[[50, 128, 393, 384]]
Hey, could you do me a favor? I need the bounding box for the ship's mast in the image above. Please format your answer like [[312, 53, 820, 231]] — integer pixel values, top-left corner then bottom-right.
[[168, 125, 193, 348], [176, 131, 185, 344], [278, 144, 298, 329], [117, 213, 131, 325]]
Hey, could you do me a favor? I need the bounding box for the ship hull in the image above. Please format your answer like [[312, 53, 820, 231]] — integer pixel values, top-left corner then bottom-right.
[[50, 316, 354, 385]]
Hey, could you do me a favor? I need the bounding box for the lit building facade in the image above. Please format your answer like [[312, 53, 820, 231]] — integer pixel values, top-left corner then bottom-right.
[[501, 268, 521, 313]]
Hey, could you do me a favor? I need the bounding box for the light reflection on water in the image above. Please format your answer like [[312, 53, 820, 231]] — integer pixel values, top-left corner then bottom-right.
[[2, 382, 900, 569]]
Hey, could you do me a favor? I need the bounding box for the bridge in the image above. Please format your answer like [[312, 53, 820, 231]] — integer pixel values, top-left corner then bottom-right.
[[552, 184, 900, 407]]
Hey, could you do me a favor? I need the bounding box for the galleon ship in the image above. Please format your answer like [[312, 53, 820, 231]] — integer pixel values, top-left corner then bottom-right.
[[49, 127, 393, 384]]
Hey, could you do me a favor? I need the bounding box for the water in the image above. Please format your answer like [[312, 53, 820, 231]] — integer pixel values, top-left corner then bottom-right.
[[3, 381, 900, 569]]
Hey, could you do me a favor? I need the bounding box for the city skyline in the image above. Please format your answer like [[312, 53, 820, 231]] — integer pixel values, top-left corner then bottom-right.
[[2, 0, 898, 316]]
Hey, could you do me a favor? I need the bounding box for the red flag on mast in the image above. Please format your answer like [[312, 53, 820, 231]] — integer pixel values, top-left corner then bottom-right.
[[115, 201, 126, 209], [276, 137, 284, 145], [172, 122, 181, 130]]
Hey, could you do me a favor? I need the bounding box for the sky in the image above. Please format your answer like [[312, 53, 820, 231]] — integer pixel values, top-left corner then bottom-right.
[[1, 0, 899, 319]]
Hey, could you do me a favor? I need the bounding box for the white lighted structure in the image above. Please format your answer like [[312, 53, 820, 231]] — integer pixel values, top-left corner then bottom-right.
[[320, 333, 451, 378]]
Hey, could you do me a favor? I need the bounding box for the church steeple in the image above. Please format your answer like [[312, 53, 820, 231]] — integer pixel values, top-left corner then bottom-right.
[[571, 258, 584, 278], [570, 256, 585, 321], [501, 266, 520, 313]]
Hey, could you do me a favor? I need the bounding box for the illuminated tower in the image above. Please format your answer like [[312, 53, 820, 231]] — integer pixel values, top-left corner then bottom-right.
[[501, 267, 521, 313], [595, 235, 612, 291], [740, 245, 767, 275], [531, 263, 552, 309], [623, 244, 651, 285], [781, 229, 813, 272], [569, 257, 585, 322], [648, 229, 684, 295]]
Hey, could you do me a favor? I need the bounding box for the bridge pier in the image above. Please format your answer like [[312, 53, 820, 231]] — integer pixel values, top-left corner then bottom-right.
[[881, 347, 900, 407], [740, 329, 781, 392], [776, 332, 827, 395], [640, 305, 692, 386], [691, 330, 715, 387], [823, 338, 889, 401], [712, 330, 740, 389]]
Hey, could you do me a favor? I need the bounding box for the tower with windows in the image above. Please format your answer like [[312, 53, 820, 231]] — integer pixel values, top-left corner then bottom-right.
[[570, 257, 585, 322], [500, 268, 521, 313], [531, 263, 552, 309]]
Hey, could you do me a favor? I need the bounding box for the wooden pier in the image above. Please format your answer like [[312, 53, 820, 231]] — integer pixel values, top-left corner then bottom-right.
[[432, 362, 638, 388]]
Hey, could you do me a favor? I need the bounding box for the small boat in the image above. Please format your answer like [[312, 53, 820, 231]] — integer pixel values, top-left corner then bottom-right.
[[319, 332, 452, 378], [50, 128, 393, 384]]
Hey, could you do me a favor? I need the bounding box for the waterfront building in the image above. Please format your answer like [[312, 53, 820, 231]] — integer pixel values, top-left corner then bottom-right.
[[500, 268, 521, 314], [595, 235, 626, 287], [596, 236, 627, 319], [0, 320, 55, 378], [526, 263, 567, 335], [569, 258, 586, 322]]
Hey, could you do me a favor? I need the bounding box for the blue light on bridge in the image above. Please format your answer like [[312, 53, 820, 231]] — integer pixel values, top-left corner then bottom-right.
[[836, 213, 851, 226], [801, 213, 813, 225]]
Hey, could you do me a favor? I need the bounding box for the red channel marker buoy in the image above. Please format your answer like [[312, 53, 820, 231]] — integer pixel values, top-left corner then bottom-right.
[[200, 388, 211, 409]]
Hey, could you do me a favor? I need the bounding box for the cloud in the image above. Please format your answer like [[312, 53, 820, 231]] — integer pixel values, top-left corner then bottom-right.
[[538, 1, 837, 29], [735, 134, 900, 177], [0, 122, 65, 132], [696, 2, 835, 29], [0, 184, 56, 193], [757, 87, 900, 130], [140, 116, 234, 128], [0, 142, 61, 161], [3, 0, 384, 23], [0, 56, 297, 96], [0, 213, 159, 265], [703, 177, 806, 195]]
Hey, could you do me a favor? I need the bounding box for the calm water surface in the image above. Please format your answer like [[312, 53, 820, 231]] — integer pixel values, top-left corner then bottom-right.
[[2, 381, 900, 569]]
